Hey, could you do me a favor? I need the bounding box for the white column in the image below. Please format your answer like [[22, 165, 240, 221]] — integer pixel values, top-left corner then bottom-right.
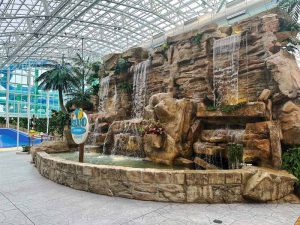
[[17, 102, 20, 149], [46, 90, 50, 134], [27, 67, 31, 132], [5, 69, 10, 128]]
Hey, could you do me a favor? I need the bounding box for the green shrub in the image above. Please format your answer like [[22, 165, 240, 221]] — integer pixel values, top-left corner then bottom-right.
[[282, 146, 300, 182], [161, 42, 169, 60], [118, 82, 133, 93], [115, 58, 130, 74], [66, 98, 94, 112], [49, 110, 70, 137], [206, 102, 246, 113], [219, 103, 246, 113], [22, 145, 31, 152], [191, 32, 203, 45], [227, 143, 244, 169]]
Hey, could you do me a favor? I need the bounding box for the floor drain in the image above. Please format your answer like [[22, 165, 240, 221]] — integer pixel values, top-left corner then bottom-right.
[[213, 219, 222, 224]]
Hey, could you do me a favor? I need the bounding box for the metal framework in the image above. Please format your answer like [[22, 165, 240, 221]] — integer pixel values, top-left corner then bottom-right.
[[0, 0, 225, 65]]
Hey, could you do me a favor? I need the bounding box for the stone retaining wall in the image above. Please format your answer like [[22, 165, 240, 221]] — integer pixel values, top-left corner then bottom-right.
[[35, 152, 297, 203]]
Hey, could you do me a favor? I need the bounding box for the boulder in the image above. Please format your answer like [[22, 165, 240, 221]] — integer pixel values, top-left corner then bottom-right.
[[103, 53, 121, 71], [122, 47, 149, 63], [144, 93, 194, 163], [144, 134, 179, 165], [174, 157, 194, 169], [258, 89, 271, 101], [30, 141, 70, 162], [266, 51, 300, 100], [194, 157, 219, 170], [243, 169, 297, 202], [279, 101, 300, 145], [153, 96, 193, 142]]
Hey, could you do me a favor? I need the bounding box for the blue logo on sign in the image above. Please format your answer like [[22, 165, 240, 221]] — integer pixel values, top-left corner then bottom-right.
[[71, 108, 87, 135]]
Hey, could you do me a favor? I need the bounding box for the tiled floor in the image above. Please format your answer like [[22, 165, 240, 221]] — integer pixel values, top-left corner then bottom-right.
[[0, 150, 299, 225]]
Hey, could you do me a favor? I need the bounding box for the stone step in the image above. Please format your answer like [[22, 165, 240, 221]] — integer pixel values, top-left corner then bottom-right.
[[193, 142, 226, 156], [194, 157, 219, 170], [196, 102, 266, 118]]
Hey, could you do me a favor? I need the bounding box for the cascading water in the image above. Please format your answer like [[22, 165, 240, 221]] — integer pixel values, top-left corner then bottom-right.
[[103, 119, 145, 158], [131, 59, 151, 118], [213, 34, 241, 106], [86, 116, 101, 145], [98, 76, 110, 112]]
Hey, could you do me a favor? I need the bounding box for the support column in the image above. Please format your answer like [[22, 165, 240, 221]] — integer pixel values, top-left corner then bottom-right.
[[27, 67, 31, 132], [46, 90, 50, 134], [5, 69, 10, 128]]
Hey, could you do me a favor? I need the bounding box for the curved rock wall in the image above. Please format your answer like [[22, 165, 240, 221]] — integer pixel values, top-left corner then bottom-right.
[[35, 152, 298, 203]]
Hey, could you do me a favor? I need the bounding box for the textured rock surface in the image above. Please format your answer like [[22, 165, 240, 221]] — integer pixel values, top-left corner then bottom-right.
[[279, 101, 300, 145], [143, 93, 194, 164], [196, 102, 267, 118], [36, 152, 299, 203], [30, 141, 70, 162], [243, 169, 297, 202]]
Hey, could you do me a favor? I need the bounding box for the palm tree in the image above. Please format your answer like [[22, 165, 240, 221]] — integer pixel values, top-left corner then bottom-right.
[[36, 64, 79, 112], [277, 0, 300, 19], [65, 53, 100, 111]]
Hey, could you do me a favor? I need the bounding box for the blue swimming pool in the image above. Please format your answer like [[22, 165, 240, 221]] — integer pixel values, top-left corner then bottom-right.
[[0, 128, 41, 148]]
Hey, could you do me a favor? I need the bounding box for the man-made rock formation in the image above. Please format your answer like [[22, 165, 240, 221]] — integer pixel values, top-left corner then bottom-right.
[[37, 9, 300, 204], [143, 93, 194, 165], [243, 169, 297, 202], [36, 151, 298, 203], [279, 101, 300, 145], [31, 141, 69, 162]]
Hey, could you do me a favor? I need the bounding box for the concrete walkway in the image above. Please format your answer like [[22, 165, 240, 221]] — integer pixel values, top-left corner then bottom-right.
[[0, 151, 299, 225]]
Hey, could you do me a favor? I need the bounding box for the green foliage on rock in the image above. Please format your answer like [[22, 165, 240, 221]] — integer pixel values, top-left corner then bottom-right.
[[282, 146, 300, 182], [118, 82, 133, 93], [161, 42, 169, 60], [115, 58, 130, 74], [206, 102, 246, 113], [227, 143, 244, 169], [191, 32, 203, 45]]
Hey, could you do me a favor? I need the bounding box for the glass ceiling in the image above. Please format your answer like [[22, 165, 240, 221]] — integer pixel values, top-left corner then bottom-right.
[[0, 0, 225, 66]]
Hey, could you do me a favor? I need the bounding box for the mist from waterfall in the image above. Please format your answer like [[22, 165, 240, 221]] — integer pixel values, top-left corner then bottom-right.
[[213, 34, 241, 106], [98, 76, 110, 112], [131, 59, 151, 118]]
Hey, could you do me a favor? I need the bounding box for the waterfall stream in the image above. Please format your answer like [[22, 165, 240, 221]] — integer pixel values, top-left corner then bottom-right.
[[131, 59, 151, 118], [98, 76, 110, 112], [213, 34, 241, 106]]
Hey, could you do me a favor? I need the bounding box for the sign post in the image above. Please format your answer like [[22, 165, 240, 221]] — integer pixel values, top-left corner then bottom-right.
[[70, 108, 89, 163]]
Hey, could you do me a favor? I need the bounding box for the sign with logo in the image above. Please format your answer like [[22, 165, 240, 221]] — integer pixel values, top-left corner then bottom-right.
[[71, 108, 89, 145]]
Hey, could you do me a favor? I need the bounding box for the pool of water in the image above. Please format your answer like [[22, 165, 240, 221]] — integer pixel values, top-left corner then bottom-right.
[[51, 152, 184, 170], [0, 128, 41, 148]]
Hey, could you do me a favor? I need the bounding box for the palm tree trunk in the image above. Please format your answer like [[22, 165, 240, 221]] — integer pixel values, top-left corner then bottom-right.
[[58, 87, 67, 112]]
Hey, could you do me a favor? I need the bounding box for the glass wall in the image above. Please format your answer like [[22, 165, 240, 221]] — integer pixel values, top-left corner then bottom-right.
[[0, 62, 60, 120]]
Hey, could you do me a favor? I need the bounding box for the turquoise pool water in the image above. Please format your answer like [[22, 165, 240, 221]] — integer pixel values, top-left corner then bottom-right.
[[51, 152, 184, 170], [0, 128, 41, 148]]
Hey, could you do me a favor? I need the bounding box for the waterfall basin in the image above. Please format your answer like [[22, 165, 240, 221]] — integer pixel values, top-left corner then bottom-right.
[[51, 152, 184, 170]]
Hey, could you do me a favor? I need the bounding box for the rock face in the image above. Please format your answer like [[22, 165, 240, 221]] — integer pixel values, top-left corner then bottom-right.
[[30, 141, 70, 162], [266, 51, 300, 100], [103, 119, 148, 157], [36, 152, 298, 203], [279, 101, 300, 145], [243, 169, 297, 202], [143, 93, 194, 165]]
